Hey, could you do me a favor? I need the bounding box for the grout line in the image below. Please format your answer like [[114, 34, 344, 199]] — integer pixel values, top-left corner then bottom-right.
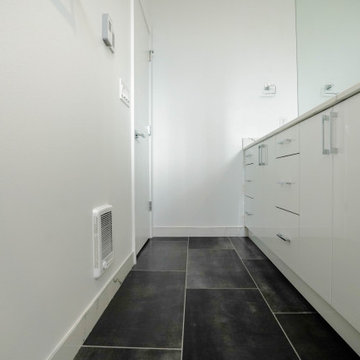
[[274, 311, 316, 315], [229, 238, 302, 360], [180, 237, 189, 360], [186, 287, 258, 290], [131, 269, 186, 273], [81, 345, 181, 351]]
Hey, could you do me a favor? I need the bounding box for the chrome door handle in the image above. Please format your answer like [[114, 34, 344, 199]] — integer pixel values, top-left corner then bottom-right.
[[322, 114, 330, 155], [278, 138, 292, 145], [135, 130, 146, 140], [245, 180, 252, 183], [276, 233, 291, 243], [245, 211, 253, 216]]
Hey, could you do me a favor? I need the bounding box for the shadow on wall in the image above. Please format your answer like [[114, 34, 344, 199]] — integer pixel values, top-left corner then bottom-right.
[[164, 151, 244, 226], [50, 0, 76, 28]]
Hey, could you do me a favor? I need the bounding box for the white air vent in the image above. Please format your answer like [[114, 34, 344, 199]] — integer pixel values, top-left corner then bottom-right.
[[93, 205, 114, 279]]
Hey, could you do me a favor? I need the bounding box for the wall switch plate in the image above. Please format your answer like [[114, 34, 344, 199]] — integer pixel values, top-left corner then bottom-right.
[[102, 14, 115, 53], [119, 79, 130, 107], [262, 82, 276, 96]]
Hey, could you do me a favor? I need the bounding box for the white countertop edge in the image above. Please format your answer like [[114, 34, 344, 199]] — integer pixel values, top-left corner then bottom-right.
[[243, 82, 360, 151]]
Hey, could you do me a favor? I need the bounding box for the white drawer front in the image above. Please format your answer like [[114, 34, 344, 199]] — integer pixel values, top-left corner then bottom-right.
[[245, 196, 256, 230], [273, 208, 299, 269], [244, 164, 256, 198], [275, 125, 299, 157], [244, 146, 257, 165], [275, 154, 299, 214]]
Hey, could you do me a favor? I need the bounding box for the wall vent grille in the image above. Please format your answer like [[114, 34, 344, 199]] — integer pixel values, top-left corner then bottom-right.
[[93, 205, 114, 279]]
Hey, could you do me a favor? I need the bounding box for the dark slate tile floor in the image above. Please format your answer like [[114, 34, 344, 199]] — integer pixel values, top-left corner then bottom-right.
[[75, 237, 359, 360]]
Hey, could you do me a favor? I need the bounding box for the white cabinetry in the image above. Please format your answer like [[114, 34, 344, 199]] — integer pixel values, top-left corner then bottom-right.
[[332, 94, 360, 333], [244, 91, 360, 352], [244, 138, 275, 244], [299, 110, 335, 303]]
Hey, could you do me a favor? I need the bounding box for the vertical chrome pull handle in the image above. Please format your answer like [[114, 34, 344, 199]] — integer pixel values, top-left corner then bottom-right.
[[322, 115, 330, 155], [258, 145, 262, 166], [330, 111, 338, 154]]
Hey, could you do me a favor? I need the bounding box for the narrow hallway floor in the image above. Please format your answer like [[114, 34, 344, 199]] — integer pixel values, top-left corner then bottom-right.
[[74, 237, 359, 360]]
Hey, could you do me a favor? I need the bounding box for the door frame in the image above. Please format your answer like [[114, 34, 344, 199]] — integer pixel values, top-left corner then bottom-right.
[[131, 0, 153, 262]]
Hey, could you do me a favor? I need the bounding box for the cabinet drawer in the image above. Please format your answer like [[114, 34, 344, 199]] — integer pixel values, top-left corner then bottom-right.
[[275, 125, 299, 157], [244, 164, 256, 198], [245, 196, 256, 230], [273, 208, 299, 269], [275, 154, 299, 214], [244, 146, 257, 165]]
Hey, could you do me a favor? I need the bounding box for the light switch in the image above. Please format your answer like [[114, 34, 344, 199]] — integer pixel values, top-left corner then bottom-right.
[[119, 79, 130, 107]]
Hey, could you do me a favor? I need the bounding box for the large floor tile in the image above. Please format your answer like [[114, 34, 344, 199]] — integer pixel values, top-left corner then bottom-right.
[[189, 237, 233, 249], [187, 249, 255, 289], [276, 314, 360, 360], [84, 271, 185, 348], [244, 259, 313, 313], [133, 238, 187, 271], [74, 347, 181, 360], [183, 289, 298, 360], [231, 237, 266, 260]]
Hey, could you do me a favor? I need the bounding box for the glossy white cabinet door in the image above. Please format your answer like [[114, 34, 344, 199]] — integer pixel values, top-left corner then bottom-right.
[[332, 95, 360, 333], [299, 111, 333, 303]]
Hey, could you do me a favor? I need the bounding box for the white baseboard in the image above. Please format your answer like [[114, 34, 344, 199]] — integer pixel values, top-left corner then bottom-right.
[[248, 230, 360, 357], [48, 252, 135, 360], [152, 226, 246, 237]]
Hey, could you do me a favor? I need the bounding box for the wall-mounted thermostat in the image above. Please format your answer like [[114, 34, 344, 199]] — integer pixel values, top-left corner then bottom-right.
[[102, 14, 115, 53]]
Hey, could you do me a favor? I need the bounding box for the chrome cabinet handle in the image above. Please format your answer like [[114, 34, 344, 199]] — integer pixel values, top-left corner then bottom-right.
[[330, 111, 338, 154], [276, 233, 291, 243], [258, 144, 267, 166], [322, 114, 330, 155], [258, 145, 262, 165], [135, 130, 146, 140], [245, 180, 252, 183], [245, 211, 253, 216], [278, 138, 292, 145], [277, 181, 295, 186]]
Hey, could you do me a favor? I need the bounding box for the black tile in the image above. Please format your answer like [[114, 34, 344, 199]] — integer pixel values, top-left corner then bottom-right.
[[189, 237, 233, 249], [277, 314, 360, 360], [183, 289, 298, 360], [244, 259, 313, 313], [74, 348, 181, 360], [133, 239, 187, 271], [85, 271, 185, 348], [187, 249, 255, 289], [231, 237, 266, 260]]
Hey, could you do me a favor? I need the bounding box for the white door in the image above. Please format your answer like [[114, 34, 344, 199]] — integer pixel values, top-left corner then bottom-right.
[[134, 0, 151, 254]]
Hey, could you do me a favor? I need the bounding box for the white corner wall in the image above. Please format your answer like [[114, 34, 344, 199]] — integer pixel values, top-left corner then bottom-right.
[[0, 1, 133, 360], [148, 0, 298, 232]]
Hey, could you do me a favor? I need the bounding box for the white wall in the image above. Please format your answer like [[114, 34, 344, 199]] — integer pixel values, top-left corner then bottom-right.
[[296, 0, 360, 115], [0, 1, 132, 359], [148, 0, 298, 231]]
